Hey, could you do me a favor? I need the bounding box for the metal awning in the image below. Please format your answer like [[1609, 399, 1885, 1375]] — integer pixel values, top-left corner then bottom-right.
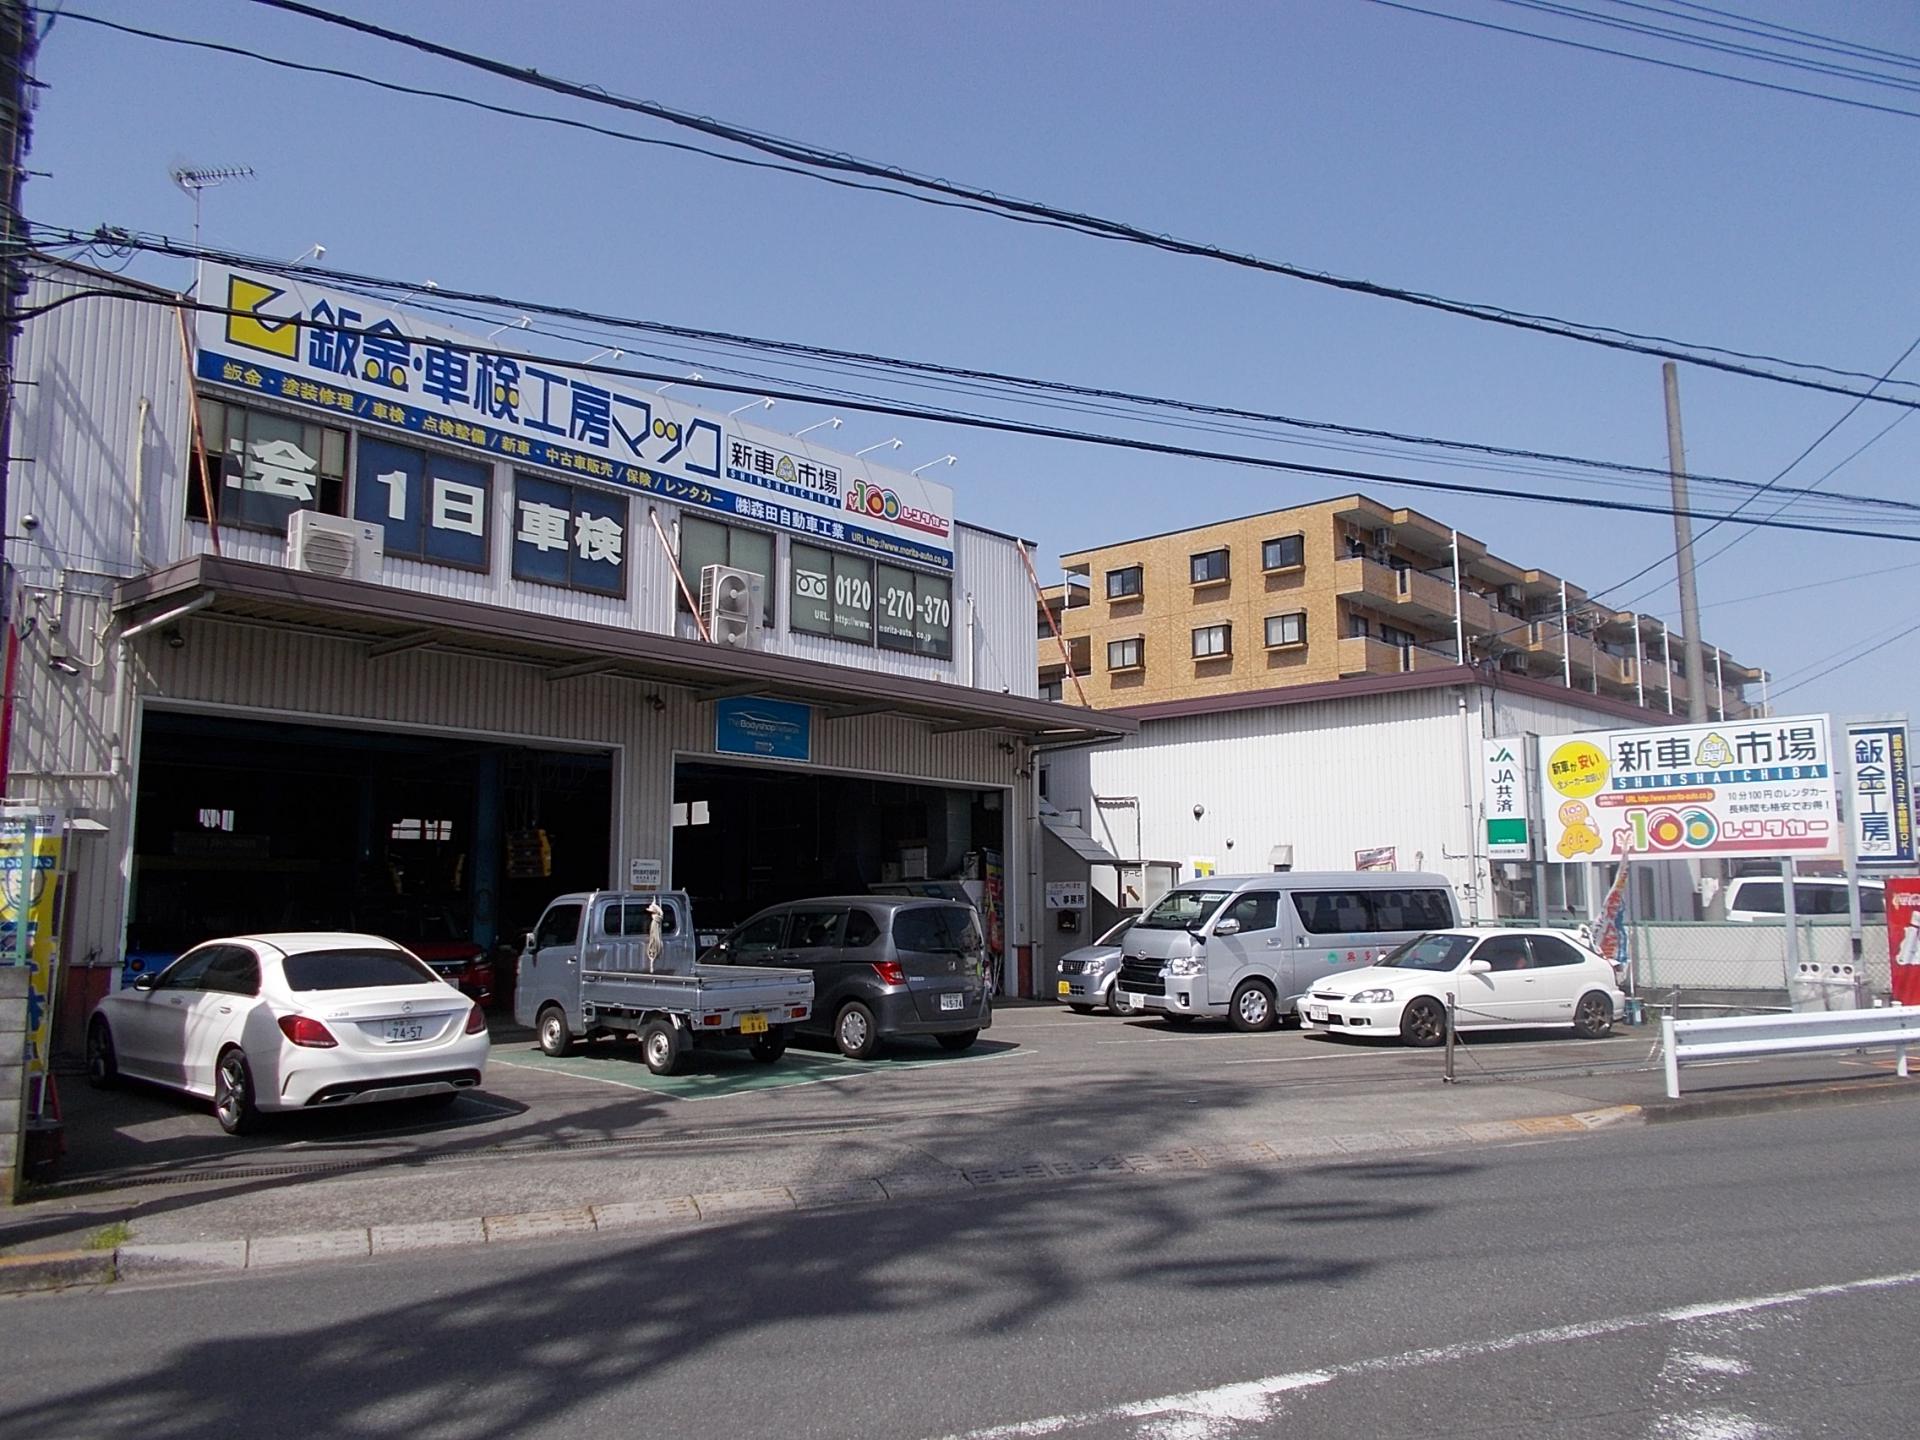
[[1041, 813, 1123, 865], [114, 556, 1135, 747]]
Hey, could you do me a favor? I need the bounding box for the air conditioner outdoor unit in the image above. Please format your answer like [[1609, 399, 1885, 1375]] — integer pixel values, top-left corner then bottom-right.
[[1500, 652, 1529, 673], [285, 510, 384, 581], [699, 564, 760, 649]]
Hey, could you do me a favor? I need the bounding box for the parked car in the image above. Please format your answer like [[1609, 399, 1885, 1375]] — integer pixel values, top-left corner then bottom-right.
[[1301, 927, 1624, 1046], [355, 901, 501, 1009], [1118, 871, 1460, 1031], [1057, 918, 1136, 1015], [705, 896, 991, 1059], [1724, 875, 1884, 922], [87, 932, 491, 1134]]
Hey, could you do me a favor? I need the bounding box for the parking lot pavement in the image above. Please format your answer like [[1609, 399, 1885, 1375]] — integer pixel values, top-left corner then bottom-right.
[[5, 1001, 1914, 1277]]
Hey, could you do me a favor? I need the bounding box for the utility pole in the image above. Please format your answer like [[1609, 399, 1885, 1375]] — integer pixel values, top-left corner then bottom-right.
[[0, 0, 35, 1206], [1663, 363, 1708, 724]]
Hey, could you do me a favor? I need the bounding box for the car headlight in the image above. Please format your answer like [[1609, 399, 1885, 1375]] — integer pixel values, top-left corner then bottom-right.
[[1348, 988, 1396, 1004], [1166, 956, 1205, 977]]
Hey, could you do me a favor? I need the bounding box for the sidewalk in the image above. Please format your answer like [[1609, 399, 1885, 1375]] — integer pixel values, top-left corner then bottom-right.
[[4, 1005, 1915, 1293]]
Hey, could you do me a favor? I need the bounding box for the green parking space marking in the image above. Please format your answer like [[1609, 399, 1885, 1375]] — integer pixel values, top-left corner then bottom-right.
[[490, 1038, 1014, 1100]]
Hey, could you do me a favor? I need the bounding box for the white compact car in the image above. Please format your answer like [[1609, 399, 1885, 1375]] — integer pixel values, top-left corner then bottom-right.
[[88, 932, 490, 1133], [1301, 927, 1624, 1047]]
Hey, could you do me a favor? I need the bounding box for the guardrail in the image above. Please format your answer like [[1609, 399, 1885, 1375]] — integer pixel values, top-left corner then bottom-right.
[[1660, 1006, 1920, 1098]]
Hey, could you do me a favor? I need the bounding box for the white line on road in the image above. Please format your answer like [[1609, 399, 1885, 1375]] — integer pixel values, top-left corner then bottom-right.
[[924, 1268, 1920, 1440]]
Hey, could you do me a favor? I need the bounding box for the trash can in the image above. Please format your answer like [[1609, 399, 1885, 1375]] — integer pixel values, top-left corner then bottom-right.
[[1788, 960, 1826, 1012], [1820, 962, 1864, 1011]]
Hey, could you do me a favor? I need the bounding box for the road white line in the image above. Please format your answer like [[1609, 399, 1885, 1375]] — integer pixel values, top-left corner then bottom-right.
[[924, 1268, 1920, 1440]]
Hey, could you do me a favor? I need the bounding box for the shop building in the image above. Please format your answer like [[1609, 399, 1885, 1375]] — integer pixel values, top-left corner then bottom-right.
[[9, 259, 1129, 1044]]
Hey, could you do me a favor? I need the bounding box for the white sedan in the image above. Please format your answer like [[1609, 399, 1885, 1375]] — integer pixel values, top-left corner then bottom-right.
[[88, 933, 490, 1133], [1300, 927, 1625, 1047]]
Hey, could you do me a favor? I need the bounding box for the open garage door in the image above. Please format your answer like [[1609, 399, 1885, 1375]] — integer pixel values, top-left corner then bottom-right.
[[129, 712, 613, 987], [671, 759, 1007, 966]]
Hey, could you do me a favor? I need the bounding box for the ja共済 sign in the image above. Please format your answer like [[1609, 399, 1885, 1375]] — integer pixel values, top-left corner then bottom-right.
[[196, 266, 956, 570], [1536, 714, 1838, 864], [1481, 737, 1531, 860]]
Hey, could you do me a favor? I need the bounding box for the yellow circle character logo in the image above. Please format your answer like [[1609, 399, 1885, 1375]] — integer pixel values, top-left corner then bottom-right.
[[1547, 740, 1608, 800]]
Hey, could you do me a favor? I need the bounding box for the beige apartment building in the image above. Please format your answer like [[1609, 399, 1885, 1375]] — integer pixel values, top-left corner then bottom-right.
[[1038, 495, 1761, 716]]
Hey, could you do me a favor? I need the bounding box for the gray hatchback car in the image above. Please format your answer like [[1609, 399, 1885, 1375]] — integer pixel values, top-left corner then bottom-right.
[[705, 896, 992, 1059]]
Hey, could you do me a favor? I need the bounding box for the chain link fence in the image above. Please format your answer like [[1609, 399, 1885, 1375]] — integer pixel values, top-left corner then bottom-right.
[[1629, 920, 1889, 1012]]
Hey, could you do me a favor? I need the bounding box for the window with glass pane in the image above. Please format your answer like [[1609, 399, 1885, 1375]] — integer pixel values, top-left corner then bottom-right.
[[1262, 534, 1304, 570], [1190, 549, 1229, 584], [831, 552, 875, 643], [790, 542, 833, 636], [188, 398, 347, 533], [1106, 565, 1142, 599], [1265, 611, 1306, 647], [876, 563, 918, 652], [678, 516, 774, 625], [1192, 624, 1230, 658], [915, 573, 952, 658], [1108, 637, 1142, 670]]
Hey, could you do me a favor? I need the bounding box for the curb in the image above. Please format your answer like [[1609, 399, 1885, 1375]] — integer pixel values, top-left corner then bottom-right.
[[0, 1103, 1644, 1293], [1642, 1074, 1920, 1124], [0, 1247, 116, 1293]]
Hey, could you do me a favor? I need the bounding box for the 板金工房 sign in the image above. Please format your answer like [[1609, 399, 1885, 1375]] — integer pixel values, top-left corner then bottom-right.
[[1537, 715, 1837, 864], [1844, 719, 1913, 866]]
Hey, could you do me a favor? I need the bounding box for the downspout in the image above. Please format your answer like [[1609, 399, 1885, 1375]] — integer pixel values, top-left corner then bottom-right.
[[1662, 624, 1674, 715], [1458, 688, 1480, 922], [1634, 620, 1645, 708], [1714, 651, 1725, 721], [1450, 529, 1464, 663], [1559, 579, 1571, 689], [132, 397, 150, 570]]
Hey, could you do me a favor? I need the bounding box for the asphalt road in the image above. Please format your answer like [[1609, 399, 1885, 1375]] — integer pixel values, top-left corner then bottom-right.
[[6, 1102, 1917, 1439]]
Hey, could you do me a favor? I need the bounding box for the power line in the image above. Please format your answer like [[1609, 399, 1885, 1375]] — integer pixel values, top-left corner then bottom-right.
[[1693, 557, 1920, 614], [38, 223, 1920, 533], [1770, 617, 1920, 700], [25, 275, 1920, 550], [1651, 0, 1920, 74], [1370, 0, 1920, 122], [74, 0, 1916, 410]]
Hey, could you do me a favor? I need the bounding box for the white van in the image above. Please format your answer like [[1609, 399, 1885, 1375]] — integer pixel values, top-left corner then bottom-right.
[[1723, 875, 1885, 923], [1115, 871, 1461, 1030]]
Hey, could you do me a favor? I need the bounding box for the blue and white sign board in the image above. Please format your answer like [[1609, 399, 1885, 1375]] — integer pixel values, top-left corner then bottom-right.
[[714, 697, 812, 763], [1844, 718, 1914, 866], [195, 266, 957, 570]]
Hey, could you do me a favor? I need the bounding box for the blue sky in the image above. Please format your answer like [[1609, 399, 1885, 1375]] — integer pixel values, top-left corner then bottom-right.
[[24, 0, 1920, 716]]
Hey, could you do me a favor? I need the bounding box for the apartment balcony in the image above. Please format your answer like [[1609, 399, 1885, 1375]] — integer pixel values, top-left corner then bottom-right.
[[1334, 556, 1495, 633], [1338, 635, 1460, 678]]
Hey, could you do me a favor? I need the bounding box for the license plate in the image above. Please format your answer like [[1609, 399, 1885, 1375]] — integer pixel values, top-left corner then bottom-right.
[[1308, 1005, 1328, 1024], [385, 1020, 427, 1042], [1057, 980, 1071, 996], [940, 992, 964, 1011], [739, 1012, 768, 1035]]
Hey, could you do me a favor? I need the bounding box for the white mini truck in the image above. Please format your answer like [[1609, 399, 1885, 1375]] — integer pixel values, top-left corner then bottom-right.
[[515, 890, 814, 1074]]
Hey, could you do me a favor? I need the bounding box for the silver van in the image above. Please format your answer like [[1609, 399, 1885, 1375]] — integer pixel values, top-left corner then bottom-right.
[[1116, 871, 1460, 1030]]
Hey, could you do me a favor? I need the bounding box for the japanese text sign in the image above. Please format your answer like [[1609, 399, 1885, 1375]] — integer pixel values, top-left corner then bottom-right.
[[2, 807, 63, 1112], [1536, 714, 1838, 864], [197, 267, 956, 569], [1844, 719, 1913, 866], [1481, 738, 1531, 860]]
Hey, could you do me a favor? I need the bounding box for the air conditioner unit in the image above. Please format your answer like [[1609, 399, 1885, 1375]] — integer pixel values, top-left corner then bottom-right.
[[285, 511, 384, 580], [699, 564, 760, 649], [1500, 652, 1529, 673]]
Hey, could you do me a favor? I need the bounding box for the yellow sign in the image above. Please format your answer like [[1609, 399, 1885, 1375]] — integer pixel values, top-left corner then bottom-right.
[[1546, 739, 1609, 800], [225, 274, 300, 360], [1, 808, 63, 1104]]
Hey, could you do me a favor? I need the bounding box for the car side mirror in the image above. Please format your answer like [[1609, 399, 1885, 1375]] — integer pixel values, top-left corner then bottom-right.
[[1465, 958, 1492, 974], [132, 972, 157, 992], [522, 932, 537, 955], [1213, 918, 1241, 937]]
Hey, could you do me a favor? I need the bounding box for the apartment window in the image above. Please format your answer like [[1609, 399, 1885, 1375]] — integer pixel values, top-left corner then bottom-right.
[[1107, 637, 1143, 671], [1190, 548, 1230, 585], [1265, 611, 1306, 648], [1380, 624, 1416, 649], [1038, 679, 1063, 702], [1261, 534, 1304, 571], [680, 515, 774, 626], [1349, 615, 1371, 638], [1106, 565, 1143, 599], [189, 397, 348, 533], [1192, 623, 1231, 659]]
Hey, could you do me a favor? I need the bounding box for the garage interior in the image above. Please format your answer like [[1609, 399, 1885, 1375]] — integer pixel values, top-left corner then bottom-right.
[[128, 711, 613, 962], [671, 759, 1006, 957]]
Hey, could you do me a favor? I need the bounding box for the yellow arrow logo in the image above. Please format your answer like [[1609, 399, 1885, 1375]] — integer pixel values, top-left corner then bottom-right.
[[225, 275, 299, 360]]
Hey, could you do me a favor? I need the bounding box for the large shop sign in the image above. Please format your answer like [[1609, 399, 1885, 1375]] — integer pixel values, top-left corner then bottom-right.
[[1536, 714, 1838, 864], [1843, 718, 1913, 867], [195, 266, 957, 570]]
